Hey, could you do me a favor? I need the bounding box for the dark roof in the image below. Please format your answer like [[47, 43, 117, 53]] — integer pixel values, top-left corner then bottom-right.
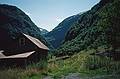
[[0, 51, 35, 59], [23, 33, 49, 50]]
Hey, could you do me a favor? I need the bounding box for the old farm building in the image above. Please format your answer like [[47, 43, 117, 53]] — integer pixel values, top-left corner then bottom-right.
[[0, 33, 49, 68]]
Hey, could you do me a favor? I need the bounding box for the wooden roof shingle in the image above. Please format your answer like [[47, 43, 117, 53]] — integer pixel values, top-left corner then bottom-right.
[[23, 33, 49, 50]]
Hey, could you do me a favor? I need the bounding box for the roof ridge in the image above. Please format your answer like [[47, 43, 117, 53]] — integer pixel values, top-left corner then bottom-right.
[[22, 33, 49, 50]]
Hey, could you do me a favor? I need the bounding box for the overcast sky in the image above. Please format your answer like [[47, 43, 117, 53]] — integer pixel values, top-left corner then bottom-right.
[[0, 0, 100, 31]]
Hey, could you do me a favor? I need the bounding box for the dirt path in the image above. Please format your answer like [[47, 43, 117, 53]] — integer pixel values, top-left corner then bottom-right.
[[43, 73, 120, 79], [43, 73, 84, 79], [61, 73, 81, 79]]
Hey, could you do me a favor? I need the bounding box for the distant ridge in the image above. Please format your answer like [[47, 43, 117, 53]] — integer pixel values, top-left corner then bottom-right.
[[44, 14, 82, 48]]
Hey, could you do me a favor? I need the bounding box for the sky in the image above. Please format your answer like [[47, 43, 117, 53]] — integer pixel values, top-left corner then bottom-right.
[[0, 0, 100, 31]]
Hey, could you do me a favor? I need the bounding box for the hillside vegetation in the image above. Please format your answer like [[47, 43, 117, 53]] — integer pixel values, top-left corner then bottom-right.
[[53, 0, 120, 56], [44, 14, 81, 48], [0, 0, 120, 79], [0, 49, 120, 79]]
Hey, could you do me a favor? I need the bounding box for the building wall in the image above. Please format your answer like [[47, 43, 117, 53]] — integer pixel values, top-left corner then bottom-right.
[[3, 34, 37, 56], [0, 28, 13, 50], [27, 50, 48, 64], [0, 49, 48, 69], [0, 33, 49, 69], [0, 58, 27, 69]]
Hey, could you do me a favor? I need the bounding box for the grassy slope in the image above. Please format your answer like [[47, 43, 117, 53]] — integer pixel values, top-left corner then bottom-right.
[[47, 49, 120, 79], [0, 0, 120, 79], [0, 49, 120, 79]]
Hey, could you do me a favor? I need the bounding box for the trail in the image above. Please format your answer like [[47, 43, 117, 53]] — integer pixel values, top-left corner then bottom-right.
[[43, 73, 120, 79]]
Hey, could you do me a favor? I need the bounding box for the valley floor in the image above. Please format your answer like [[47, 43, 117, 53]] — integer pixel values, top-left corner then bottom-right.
[[0, 49, 120, 79], [43, 73, 120, 79]]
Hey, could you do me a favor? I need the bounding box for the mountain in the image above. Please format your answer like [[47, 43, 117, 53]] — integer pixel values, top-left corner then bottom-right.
[[44, 14, 81, 48], [39, 28, 49, 35], [53, 0, 120, 56], [0, 4, 49, 48]]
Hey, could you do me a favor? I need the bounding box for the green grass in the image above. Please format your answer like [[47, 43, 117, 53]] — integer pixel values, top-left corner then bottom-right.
[[46, 49, 120, 78], [0, 49, 120, 79]]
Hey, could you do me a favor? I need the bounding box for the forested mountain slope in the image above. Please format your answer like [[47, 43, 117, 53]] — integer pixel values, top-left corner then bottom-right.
[[44, 14, 81, 48], [0, 4, 49, 49], [54, 0, 120, 56]]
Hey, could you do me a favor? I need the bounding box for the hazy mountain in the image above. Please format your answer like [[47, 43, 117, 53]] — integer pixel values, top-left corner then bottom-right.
[[39, 28, 49, 35], [44, 14, 81, 48]]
